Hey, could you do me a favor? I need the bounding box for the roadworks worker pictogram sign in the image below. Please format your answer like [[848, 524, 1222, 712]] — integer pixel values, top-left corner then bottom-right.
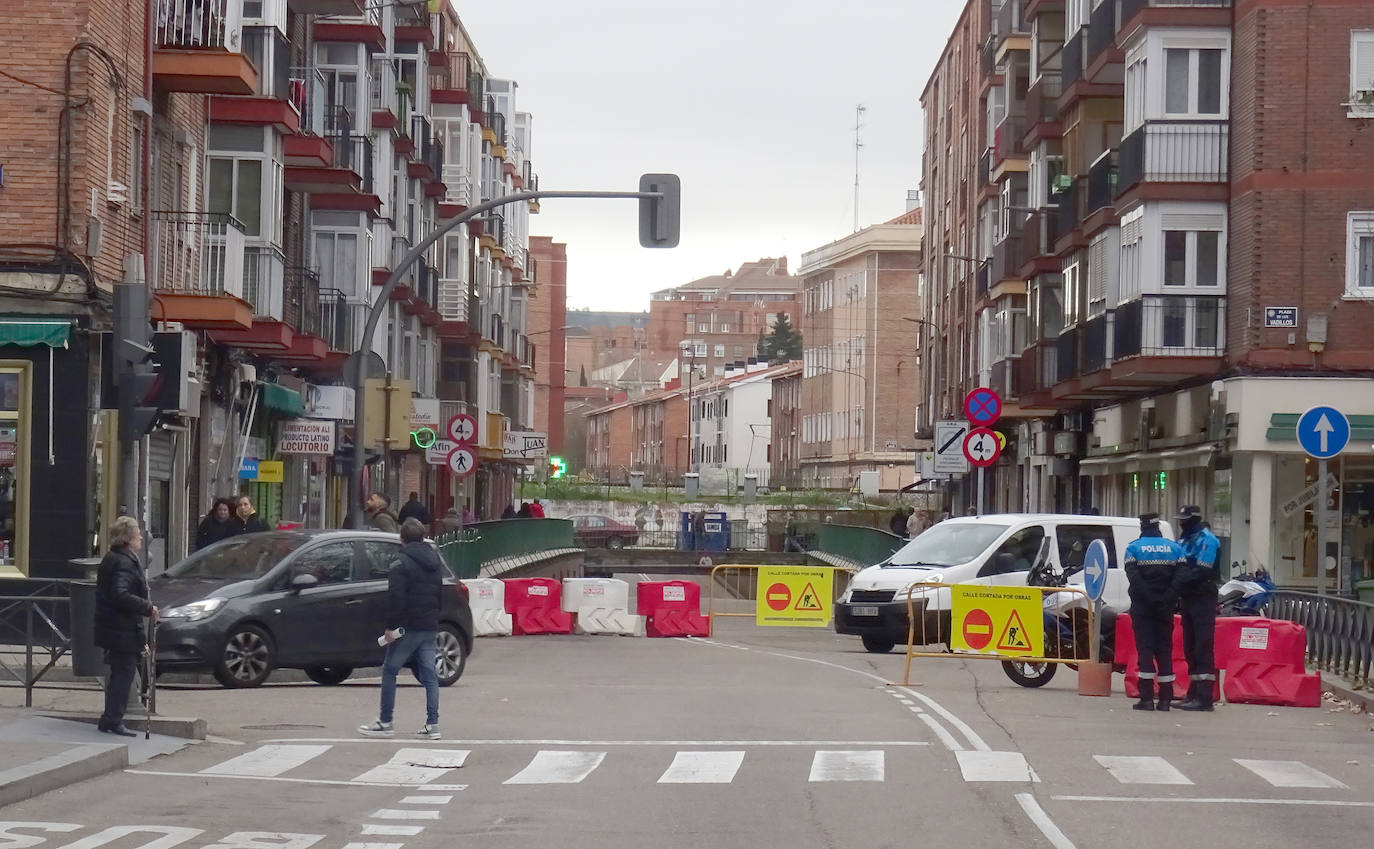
[[755, 566, 833, 627], [950, 585, 1043, 657]]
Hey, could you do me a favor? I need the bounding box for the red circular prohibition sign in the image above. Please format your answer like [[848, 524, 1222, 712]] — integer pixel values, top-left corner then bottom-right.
[[766, 582, 792, 611], [963, 608, 994, 650]]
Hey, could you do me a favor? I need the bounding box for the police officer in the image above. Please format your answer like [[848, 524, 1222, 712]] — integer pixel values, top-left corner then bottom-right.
[[1176, 505, 1222, 711], [1123, 513, 1186, 711]]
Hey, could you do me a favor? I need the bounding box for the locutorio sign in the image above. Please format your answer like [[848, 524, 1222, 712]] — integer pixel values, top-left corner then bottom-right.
[[278, 419, 336, 455]]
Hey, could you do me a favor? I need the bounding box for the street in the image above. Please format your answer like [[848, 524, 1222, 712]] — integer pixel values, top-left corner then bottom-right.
[[2, 594, 1371, 849]]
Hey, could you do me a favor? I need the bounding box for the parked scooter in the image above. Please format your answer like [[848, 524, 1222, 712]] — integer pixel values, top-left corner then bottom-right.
[[1002, 541, 1119, 688], [1217, 561, 1274, 617]]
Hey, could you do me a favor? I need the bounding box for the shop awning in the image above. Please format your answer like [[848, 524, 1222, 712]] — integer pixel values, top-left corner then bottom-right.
[[0, 319, 71, 349], [1078, 444, 1217, 475], [258, 381, 305, 416]]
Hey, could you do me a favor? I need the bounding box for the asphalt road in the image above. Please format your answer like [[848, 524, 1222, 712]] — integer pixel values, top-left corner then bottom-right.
[[3, 571, 1371, 849]]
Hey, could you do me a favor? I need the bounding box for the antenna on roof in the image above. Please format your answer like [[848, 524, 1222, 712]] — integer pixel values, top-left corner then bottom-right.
[[853, 103, 866, 233]]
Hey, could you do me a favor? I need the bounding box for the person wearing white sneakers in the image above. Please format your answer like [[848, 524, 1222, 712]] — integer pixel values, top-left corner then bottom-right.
[[360, 518, 445, 740]]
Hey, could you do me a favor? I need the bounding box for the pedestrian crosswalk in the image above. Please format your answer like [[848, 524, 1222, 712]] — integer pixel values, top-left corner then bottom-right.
[[163, 742, 1360, 793]]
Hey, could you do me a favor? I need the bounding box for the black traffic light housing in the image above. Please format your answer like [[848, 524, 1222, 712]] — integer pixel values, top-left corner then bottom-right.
[[638, 173, 680, 248], [113, 281, 162, 442]]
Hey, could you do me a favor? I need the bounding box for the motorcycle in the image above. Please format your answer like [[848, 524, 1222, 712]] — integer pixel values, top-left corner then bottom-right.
[[1002, 542, 1120, 688], [1218, 562, 1274, 617]]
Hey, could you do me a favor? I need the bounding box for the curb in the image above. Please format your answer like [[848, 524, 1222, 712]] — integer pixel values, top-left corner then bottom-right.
[[0, 744, 127, 808], [37, 711, 207, 740], [1322, 678, 1373, 712]]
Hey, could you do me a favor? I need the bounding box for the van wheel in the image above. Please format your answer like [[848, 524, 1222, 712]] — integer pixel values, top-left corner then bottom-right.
[[862, 636, 896, 653], [1002, 659, 1056, 688]]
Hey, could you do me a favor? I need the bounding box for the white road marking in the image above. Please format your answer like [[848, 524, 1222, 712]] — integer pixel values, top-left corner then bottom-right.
[[261, 737, 927, 746], [1016, 793, 1080, 849], [917, 714, 963, 752], [127, 769, 466, 790], [907, 706, 925, 714], [657, 751, 746, 784], [367, 810, 440, 821], [1053, 795, 1374, 808], [1094, 755, 1193, 785], [360, 826, 425, 836], [955, 751, 1039, 782], [199, 745, 331, 777], [398, 795, 453, 805], [1234, 759, 1349, 789], [343, 843, 404, 849], [352, 749, 469, 785], [203, 735, 246, 746], [808, 751, 884, 782], [504, 750, 606, 784]]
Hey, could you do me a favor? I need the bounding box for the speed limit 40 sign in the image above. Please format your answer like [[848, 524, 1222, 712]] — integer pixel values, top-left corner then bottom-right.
[[962, 427, 1001, 467]]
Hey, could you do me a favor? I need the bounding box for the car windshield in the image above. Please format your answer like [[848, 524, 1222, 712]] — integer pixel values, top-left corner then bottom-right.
[[162, 534, 312, 581], [885, 522, 1010, 568]]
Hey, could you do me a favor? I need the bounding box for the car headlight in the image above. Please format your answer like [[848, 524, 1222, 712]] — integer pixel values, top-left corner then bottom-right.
[[161, 597, 227, 621]]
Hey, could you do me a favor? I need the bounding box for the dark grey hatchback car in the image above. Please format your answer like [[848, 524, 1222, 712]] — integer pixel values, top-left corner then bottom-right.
[[151, 530, 474, 688]]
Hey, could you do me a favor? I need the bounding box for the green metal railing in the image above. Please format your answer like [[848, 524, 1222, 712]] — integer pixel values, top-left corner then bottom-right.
[[814, 523, 906, 568], [436, 518, 576, 579]]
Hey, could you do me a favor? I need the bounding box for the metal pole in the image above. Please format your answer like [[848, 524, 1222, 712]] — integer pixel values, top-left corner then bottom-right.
[[349, 188, 662, 528], [1317, 460, 1327, 596], [977, 466, 985, 516]]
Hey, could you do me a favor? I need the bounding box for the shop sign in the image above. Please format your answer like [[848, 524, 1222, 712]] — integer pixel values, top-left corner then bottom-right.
[[256, 461, 284, 483], [305, 385, 355, 421], [278, 419, 336, 455], [1278, 473, 1339, 519], [426, 438, 457, 465], [503, 430, 548, 460], [410, 398, 440, 429]]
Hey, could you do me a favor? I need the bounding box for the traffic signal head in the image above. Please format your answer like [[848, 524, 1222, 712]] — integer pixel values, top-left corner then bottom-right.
[[638, 173, 680, 248], [118, 366, 162, 441]]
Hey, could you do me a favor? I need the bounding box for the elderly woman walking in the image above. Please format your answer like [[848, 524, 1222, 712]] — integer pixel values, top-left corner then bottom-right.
[[94, 516, 158, 736]]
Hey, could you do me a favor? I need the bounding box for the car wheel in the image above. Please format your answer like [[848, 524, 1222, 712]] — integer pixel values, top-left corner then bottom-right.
[[214, 624, 275, 688], [304, 665, 353, 686], [606, 536, 624, 549], [434, 624, 468, 686], [1002, 659, 1057, 688], [861, 635, 896, 653]]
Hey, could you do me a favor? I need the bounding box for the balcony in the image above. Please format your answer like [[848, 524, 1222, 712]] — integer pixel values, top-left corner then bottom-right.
[[1113, 295, 1224, 359], [308, 133, 379, 212], [1025, 72, 1063, 132], [489, 312, 506, 349], [1081, 312, 1113, 374], [519, 335, 536, 370], [1062, 28, 1084, 89], [1085, 0, 1120, 74], [369, 58, 400, 130], [978, 148, 992, 189], [318, 288, 356, 352], [1118, 0, 1232, 41], [481, 411, 506, 454], [311, 5, 385, 52], [1016, 211, 1061, 276], [990, 355, 1021, 401], [990, 234, 1025, 292], [429, 51, 477, 106], [148, 211, 253, 329], [208, 26, 296, 130], [1056, 325, 1080, 383], [992, 112, 1029, 177], [1116, 120, 1229, 198], [287, 0, 363, 14], [1054, 175, 1083, 244], [277, 266, 328, 361], [152, 0, 257, 95], [209, 245, 293, 351], [1085, 148, 1118, 221], [996, 0, 1030, 50]]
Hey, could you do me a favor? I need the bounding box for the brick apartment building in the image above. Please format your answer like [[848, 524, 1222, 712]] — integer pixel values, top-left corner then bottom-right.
[[798, 210, 925, 491], [527, 236, 567, 457], [647, 258, 802, 375], [769, 364, 803, 490], [921, 0, 1374, 592]]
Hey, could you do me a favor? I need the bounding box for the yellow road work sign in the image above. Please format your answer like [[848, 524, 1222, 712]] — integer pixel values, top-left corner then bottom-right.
[[755, 565, 833, 627], [950, 585, 1042, 657]]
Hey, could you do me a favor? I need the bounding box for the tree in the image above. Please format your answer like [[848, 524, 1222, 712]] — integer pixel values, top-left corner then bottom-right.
[[758, 313, 802, 364]]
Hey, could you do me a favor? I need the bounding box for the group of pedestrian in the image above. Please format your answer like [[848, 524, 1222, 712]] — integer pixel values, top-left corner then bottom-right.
[[194, 495, 267, 550], [888, 506, 933, 539], [499, 499, 546, 520], [1124, 504, 1222, 713]]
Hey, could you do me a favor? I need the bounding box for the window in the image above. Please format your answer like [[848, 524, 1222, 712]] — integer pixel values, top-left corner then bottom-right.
[[359, 541, 401, 579], [1351, 31, 1374, 101], [714, 344, 725, 359], [1055, 524, 1117, 571], [290, 541, 355, 585], [0, 364, 30, 576], [1164, 48, 1224, 116], [685, 312, 695, 330], [1347, 212, 1374, 296], [1162, 226, 1223, 288], [980, 525, 1046, 576], [208, 157, 264, 236]]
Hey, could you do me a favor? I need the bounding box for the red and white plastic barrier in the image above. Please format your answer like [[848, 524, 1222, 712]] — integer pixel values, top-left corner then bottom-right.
[[503, 577, 574, 635], [561, 578, 644, 636], [461, 578, 513, 636], [637, 580, 710, 638]]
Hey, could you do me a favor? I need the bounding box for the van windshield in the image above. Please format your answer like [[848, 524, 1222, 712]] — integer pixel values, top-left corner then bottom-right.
[[885, 523, 1009, 568]]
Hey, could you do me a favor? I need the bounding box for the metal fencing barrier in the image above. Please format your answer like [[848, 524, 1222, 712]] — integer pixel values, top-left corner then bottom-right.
[[706, 563, 855, 627], [1268, 591, 1374, 688], [0, 581, 74, 707], [898, 583, 1097, 687]]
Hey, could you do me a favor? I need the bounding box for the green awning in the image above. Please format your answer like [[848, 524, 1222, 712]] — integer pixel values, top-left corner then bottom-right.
[[258, 381, 305, 416], [0, 320, 71, 349]]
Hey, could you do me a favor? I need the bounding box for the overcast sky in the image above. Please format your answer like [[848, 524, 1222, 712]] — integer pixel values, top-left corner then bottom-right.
[[455, 1, 964, 312]]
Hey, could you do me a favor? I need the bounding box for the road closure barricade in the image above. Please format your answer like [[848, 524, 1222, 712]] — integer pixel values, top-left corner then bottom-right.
[[705, 564, 852, 635], [638, 580, 710, 637], [461, 578, 514, 636], [898, 582, 1096, 687], [562, 577, 644, 636], [503, 577, 574, 635]]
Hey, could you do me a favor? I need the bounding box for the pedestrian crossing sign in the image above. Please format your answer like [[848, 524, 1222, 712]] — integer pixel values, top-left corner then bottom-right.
[[950, 585, 1042, 657], [755, 566, 833, 627]]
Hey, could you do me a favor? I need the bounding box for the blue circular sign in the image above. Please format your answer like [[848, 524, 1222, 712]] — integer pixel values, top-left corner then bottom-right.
[[963, 387, 1002, 426], [1296, 406, 1350, 460], [1083, 539, 1109, 603]]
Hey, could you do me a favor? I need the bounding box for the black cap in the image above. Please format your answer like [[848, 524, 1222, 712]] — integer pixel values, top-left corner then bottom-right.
[[1177, 505, 1203, 521], [1139, 512, 1161, 532]]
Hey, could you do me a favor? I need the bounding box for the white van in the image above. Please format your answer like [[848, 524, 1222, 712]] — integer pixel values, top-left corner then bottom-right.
[[833, 513, 1176, 653]]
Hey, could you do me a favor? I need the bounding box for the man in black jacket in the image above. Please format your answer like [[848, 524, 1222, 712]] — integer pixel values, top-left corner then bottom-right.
[[359, 518, 445, 739], [95, 516, 158, 736], [397, 491, 431, 526]]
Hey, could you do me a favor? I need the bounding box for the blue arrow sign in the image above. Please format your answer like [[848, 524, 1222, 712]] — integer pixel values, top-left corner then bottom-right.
[[1083, 538, 1109, 603], [1296, 406, 1350, 460]]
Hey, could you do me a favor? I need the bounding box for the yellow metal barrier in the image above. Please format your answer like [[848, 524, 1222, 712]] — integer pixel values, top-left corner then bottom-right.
[[707, 563, 856, 630], [897, 582, 1096, 686]]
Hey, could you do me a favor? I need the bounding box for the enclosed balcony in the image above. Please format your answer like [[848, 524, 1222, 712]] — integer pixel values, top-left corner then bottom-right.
[[207, 26, 298, 131], [311, 3, 385, 52], [1084, 0, 1122, 82], [1118, 0, 1232, 43], [994, 0, 1031, 64], [306, 130, 379, 212], [1116, 120, 1229, 200], [287, 0, 363, 15], [149, 211, 254, 330], [1024, 72, 1063, 145], [990, 233, 1025, 297], [992, 112, 1029, 181], [1062, 27, 1085, 89], [429, 51, 477, 106], [209, 245, 293, 351], [1016, 211, 1061, 277], [1084, 148, 1118, 228], [152, 0, 258, 95]]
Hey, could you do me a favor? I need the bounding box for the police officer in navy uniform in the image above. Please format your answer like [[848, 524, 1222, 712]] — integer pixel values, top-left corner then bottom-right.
[[1176, 505, 1222, 711], [1123, 513, 1187, 711]]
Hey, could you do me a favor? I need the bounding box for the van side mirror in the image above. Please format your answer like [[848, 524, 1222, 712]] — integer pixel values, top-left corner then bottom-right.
[[291, 573, 319, 592]]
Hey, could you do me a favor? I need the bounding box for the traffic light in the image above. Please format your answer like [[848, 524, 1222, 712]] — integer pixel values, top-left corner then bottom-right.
[[549, 456, 567, 479], [638, 173, 680, 248], [114, 279, 161, 442]]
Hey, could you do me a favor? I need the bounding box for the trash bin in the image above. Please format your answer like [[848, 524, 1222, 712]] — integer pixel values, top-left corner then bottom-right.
[[729, 519, 749, 551], [67, 579, 105, 678], [1357, 580, 1374, 604]]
